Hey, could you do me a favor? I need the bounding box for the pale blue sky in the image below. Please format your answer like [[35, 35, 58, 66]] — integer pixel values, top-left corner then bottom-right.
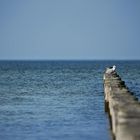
[[0, 0, 140, 60]]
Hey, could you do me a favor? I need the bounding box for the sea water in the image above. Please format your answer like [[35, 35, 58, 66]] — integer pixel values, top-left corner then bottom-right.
[[0, 60, 140, 140]]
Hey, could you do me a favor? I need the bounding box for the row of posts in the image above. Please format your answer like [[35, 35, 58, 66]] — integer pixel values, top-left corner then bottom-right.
[[104, 71, 140, 140]]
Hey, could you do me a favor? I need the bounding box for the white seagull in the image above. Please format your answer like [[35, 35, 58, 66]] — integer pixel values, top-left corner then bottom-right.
[[106, 65, 116, 74]]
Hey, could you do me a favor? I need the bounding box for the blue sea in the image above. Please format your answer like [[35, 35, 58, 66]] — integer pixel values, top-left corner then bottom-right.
[[0, 60, 140, 140]]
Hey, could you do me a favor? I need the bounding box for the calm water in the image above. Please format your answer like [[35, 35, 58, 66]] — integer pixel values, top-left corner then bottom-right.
[[0, 61, 140, 140]]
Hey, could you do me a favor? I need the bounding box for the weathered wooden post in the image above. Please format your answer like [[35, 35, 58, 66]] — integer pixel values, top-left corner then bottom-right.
[[104, 67, 140, 140]]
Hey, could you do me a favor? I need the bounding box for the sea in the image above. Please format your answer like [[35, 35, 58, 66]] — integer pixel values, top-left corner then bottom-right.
[[0, 60, 140, 140]]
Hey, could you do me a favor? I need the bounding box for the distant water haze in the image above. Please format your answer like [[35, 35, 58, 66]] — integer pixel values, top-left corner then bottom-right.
[[0, 0, 140, 60]]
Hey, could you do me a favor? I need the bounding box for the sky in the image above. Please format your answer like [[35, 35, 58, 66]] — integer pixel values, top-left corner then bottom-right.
[[0, 0, 140, 60]]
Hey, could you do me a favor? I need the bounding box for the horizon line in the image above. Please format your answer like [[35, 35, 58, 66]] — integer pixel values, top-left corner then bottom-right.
[[0, 59, 140, 61]]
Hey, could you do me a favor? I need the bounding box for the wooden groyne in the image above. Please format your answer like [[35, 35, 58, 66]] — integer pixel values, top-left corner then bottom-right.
[[104, 70, 140, 140]]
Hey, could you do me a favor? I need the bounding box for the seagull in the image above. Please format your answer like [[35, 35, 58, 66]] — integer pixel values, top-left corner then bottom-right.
[[106, 65, 116, 74]]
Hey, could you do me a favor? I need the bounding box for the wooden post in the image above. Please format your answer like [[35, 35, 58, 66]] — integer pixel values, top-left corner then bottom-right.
[[104, 71, 140, 140]]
